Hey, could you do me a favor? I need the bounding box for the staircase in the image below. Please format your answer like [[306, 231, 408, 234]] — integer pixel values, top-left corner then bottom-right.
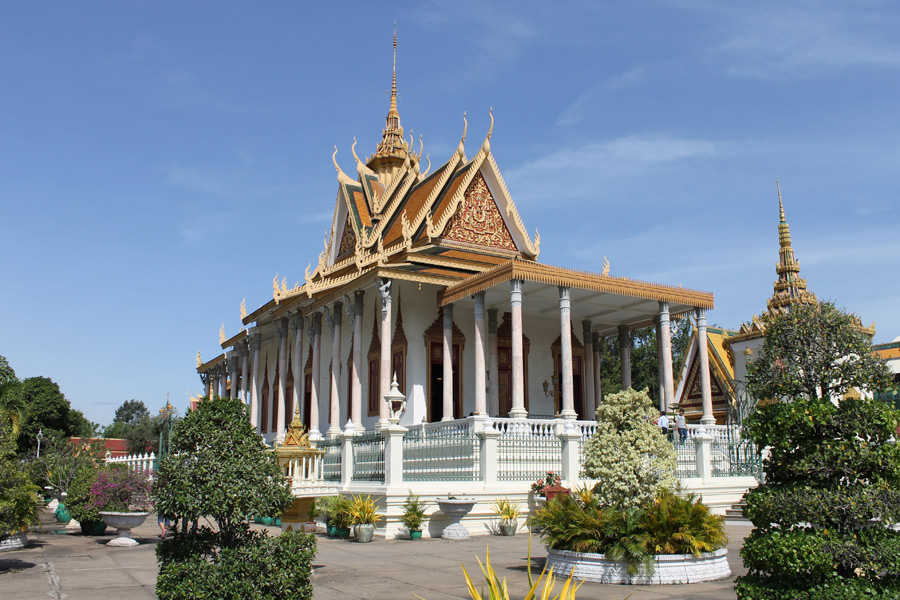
[[724, 494, 750, 522]]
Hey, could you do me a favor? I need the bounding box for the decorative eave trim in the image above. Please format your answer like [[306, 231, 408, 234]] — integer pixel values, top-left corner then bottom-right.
[[483, 152, 540, 258], [367, 167, 419, 246], [438, 259, 715, 309], [406, 253, 494, 274], [409, 155, 462, 242], [220, 329, 248, 350], [197, 352, 226, 372], [242, 299, 278, 326]]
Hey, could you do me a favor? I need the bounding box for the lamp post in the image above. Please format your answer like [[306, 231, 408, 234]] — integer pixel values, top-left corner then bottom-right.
[[36, 428, 43, 458]]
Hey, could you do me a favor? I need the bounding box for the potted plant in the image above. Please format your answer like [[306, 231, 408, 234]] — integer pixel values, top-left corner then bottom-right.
[[331, 495, 352, 539], [304, 497, 320, 533], [91, 465, 152, 547], [322, 495, 341, 537], [491, 497, 521, 536], [347, 494, 382, 543], [400, 493, 426, 540], [530, 471, 561, 498], [66, 466, 107, 535]]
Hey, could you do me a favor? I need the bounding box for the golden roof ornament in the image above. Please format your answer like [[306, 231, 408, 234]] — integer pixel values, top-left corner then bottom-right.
[[601, 256, 610, 276], [367, 25, 414, 183], [765, 180, 817, 315], [240, 298, 247, 319], [196, 350, 202, 368], [219, 325, 226, 344], [282, 405, 311, 448]]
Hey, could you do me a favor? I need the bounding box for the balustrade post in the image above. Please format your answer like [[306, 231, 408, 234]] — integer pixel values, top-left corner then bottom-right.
[[692, 427, 714, 481], [559, 421, 582, 486], [383, 423, 408, 488], [340, 421, 356, 487], [479, 421, 501, 486]]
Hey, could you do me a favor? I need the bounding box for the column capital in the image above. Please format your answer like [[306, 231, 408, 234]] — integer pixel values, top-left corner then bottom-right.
[[658, 301, 671, 322], [487, 308, 498, 334], [472, 291, 485, 320], [311, 311, 322, 334], [248, 329, 262, 353], [558, 285, 571, 309], [443, 302, 454, 324], [695, 308, 707, 328], [289, 310, 303, 334], [582, 320, 593, 340], [377, 277, 392, 317], [274, 318, 287, 341], [510, 278, 523, 306]]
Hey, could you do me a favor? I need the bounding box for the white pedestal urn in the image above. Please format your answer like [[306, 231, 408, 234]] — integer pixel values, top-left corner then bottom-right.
[[436, 498, 476, 540], [99, 512, 150, 547]]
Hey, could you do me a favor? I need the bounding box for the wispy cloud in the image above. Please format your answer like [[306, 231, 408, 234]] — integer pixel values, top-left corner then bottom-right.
[[558, 67, 646, 126], [673, 0, 900, 79], [167, 167, 227, 195]]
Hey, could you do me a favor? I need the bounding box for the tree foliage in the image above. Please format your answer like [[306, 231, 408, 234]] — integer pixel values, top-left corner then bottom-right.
[[582, 388, 676, 508], [104, 399, 174, 454], [0, 425, 40, 538], [113, 399, 150, 425], [746, 301, 893, 402], [152, 396, 292, 545], [736, 304, 900, 599]]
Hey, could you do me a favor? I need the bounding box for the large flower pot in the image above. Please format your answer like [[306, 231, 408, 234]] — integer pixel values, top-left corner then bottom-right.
[[80, 520, 107, 536], [55, 504, 71, 523], [354, 523, 375, 543], [409, 529, 423, 540], [546, 547, 731, 585], [326, 523, 337, 537], [498, 519, 518, 536], [0, 532, 27, 552], [336, 526, 351, 539], [99, 511, 149, 547], [436, 498, 476, 540]]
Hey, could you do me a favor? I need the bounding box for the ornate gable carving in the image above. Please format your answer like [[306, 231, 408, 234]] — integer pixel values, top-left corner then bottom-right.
[[441, 171, 517, 251], [337, 217, 356, 256]]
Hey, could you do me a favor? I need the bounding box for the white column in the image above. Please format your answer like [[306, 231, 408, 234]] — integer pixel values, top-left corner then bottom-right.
[[696, 309, 715, 425], [442, 303, 455, 421], [218, 368, 226, 398], [290, 312, 304, 420], [473, 292, 487, 416], [559, 287, 576, 420], [351, 291, 364, 430], [327, 302, 343, 437], [228, 356, 238, 400], [659, 302, 675, 415], [383, 423, 408, 488], [618, 325, 632, 390], [582, 321, 595, 420], [309, 314, 322, 439], [240, 344, 250, 406], [592, 332, 602, 409], [656, 316, 666, 412], [509, 279, 527, 418], [487, 309, 500, 417], [249, 331, 261, 431], [377, 278, 393, 428], [275, 319, 288, 442]]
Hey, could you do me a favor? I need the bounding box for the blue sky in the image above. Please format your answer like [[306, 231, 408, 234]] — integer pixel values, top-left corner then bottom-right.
[[2, 1, 898, 425]]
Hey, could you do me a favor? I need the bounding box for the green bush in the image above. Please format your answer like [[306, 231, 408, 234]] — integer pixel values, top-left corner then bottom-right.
[[156, 527, 315, 600], [0, 425, 39, 538], [65, 466, 101, 523]]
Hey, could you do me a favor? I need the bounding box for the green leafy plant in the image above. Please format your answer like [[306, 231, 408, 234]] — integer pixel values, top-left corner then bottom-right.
[[347, 494, 381, 525], [491, 497, 522, 522], [90, 465, 152, 512], [0, 425, 39, 539], [306, 497, 321, 522], [323, 495, 352, 528], [641, 489, 727, 557], [735, 304, 900, 599], [400, 492, 427, 531], [65, 465, 102, 522]]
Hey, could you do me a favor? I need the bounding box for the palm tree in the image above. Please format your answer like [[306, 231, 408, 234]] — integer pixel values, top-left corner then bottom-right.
[[0, 378, 24, 436]]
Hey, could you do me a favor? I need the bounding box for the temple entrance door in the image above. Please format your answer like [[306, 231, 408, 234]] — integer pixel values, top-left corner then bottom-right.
[[428, 341, 460, 422]]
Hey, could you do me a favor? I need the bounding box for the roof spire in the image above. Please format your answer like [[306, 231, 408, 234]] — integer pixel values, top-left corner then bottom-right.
[[367, 23, 413, 185], [766, 179, 816, 315]]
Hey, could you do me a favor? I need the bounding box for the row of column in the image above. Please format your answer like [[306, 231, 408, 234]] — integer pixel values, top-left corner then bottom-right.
[[209, 279, 715, 437]]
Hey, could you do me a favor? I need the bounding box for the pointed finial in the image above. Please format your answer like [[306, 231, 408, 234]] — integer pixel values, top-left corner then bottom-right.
[[351, 137, 361, 165], [777, 179, 786, 223], [240, 298, 247, 319], [219, 324, 226, 344], [391, 22, 398, 113], [196, 350, 202, 368], [457, 112, 468, 158], [481, 107, 494, 154]]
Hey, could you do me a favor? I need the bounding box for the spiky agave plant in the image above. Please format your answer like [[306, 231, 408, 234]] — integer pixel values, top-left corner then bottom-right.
[[641, 490, 726, 556], [528, 494, 616, 554], [601, 507, 653, 576], [461, 539, 582, 600]]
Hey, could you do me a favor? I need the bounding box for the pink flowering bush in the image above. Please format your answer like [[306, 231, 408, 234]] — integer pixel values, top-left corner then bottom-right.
[[530, 471, 562, 496], [89, 466, 152, 512]]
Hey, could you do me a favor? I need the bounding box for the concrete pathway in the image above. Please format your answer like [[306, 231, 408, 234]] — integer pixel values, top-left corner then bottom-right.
[[1, 509, 752, 599]]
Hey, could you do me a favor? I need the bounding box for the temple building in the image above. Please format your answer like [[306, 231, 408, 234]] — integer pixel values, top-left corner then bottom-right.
[[195, 40, 719, 443]]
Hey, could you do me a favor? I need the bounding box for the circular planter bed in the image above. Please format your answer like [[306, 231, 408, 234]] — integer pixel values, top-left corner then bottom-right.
[[546, 547, 731, 585]]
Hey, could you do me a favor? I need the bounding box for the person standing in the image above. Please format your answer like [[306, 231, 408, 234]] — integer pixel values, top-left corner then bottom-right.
[[657, 412, 670, 439], [676, 409, 688, 444]]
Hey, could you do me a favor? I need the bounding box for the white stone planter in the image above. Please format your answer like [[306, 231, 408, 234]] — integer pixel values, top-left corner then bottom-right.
[[436, 498, 476, 540], [546, 547, 731, 585], [99, 511, 149, 547], [0, 532, 27, 552]]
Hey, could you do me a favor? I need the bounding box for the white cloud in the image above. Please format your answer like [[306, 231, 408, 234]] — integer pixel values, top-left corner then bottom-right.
[[558, 67, 646, 126]]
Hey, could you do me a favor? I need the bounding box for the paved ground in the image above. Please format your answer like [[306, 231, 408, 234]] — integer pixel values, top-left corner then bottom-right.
[[1, 509, 752, 599]]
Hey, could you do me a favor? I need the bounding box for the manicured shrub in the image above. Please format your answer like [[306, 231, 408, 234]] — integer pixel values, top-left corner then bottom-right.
[[0, 425, 39, 539], [156, 528, 315, 600], [65, 466, 101, 523]]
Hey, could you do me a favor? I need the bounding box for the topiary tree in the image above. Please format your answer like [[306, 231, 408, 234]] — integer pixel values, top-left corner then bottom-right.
[[736, 305, 900, 599], [152, 395, 292, 543], [582, 388, 676, 508]]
